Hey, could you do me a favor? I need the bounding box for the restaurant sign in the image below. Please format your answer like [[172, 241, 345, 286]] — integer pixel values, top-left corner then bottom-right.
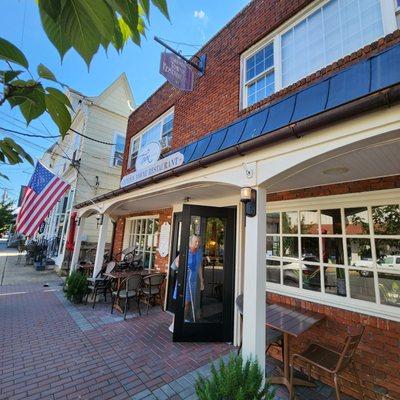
[[160, 52, 194, 92], [121, 142, 184, 188]]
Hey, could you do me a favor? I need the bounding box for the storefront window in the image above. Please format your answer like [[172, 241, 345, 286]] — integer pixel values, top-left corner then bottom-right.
[[266, 201, 400, 311]]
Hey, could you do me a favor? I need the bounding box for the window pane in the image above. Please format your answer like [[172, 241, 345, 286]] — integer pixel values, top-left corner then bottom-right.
[[267, 259, 281, 284], [247, 72, 274, 106], [141, 123, 161, 147], [345, 207, 370, 234], [372, 205, 400, 235], [325, 266, 347, 296], [246, 43, 274, 82], [300, 210, 319, 234], [321, 209, 342, 234], [322, 237, 344, 265], [378, 273, 400, 307], [347, 238, 372, 267], [302, 264, 321, 292], [283, 260, 300, 287], [266, 236, 280, 257], [282, 237, 298, 258], [376, 239, 400, 270], [282, 212, 298, 234], [267, 213, 280, 234], [301, 237, 320, 262], [281, 0, 383, 87], [349, 269, 375, 302]]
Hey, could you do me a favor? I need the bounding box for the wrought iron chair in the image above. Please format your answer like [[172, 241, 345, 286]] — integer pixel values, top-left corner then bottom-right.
[[85, 261, 116, 308], [235, 294, 283, 356], [140, 273, 166, 315], [111, 274, 143, 320], [289, 326, 365, 400]]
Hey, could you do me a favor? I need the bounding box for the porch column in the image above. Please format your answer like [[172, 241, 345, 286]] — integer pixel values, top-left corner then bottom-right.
[[70, 216, 85, 272], [242, 186, 266, 372], [92, 214, 109, 278]]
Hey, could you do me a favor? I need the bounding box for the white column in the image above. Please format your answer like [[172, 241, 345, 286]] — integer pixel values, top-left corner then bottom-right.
[[70, 216, 86, 272], [92, 214, 110, 278], [242, 186, 266, 373]]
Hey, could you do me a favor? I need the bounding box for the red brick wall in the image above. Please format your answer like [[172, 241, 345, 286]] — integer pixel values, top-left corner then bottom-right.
[[122, 0, 400, 177], [267, 177, 400, 400], [112, 209, 173, 272]]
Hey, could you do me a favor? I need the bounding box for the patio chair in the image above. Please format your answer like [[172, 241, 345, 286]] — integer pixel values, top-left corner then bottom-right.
[[85, 261, 116, 308], [111, 274, 143, 320], [140, 273, 166, 315], [289, 326, 365, 400], [235, 294, 283, 356]]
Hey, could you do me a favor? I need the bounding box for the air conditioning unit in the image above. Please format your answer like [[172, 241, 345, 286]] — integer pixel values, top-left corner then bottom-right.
[[160, 135, 172, 151]]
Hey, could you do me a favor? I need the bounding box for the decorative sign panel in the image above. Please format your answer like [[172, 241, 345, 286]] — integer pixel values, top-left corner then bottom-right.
[[158, 222, 171, 257], [136, 142, 161, 171], [160, 52, 194, 92]]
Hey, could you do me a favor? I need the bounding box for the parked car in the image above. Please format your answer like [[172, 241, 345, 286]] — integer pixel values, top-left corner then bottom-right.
[[352, 259, 374, 277], [378, 255, 400, 269]]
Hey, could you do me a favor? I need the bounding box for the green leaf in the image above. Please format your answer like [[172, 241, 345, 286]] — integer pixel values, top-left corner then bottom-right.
[[105, 0, 139, 33], [38, 0, 62, 20], [7, 139, 34, 165], [46, 87, 73, 110], [151, 0, 169, 19], [0, 70, 22, 84], [19, 87, 46, 125], [45, 93, 72, 137], [0, 37, 29, 68], [139, 0, 150, 18], [59, 0, 102, 66], [39, 6, 71, 60], [37, 63, 57, 82]]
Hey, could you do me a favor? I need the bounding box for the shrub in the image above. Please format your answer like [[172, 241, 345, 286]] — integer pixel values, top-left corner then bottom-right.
[[195, 354, 276, 400], [65, 271, 88, 303]]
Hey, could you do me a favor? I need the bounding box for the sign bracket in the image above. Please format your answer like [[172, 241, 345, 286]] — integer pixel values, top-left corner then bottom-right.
[[154, 36, 206, 76]]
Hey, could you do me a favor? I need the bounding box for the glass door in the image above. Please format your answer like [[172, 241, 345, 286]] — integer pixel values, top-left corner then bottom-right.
[[173, 205, 236, 342]]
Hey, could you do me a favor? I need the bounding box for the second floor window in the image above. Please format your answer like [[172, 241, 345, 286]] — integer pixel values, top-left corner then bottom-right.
[[111, 133, 125, 167]]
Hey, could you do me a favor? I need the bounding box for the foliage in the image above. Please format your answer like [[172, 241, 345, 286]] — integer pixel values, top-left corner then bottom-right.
[[0, 0, 169, 178], [195, 354, 275, 400], [65, 270, 88, 302], [0, 200, 15, 234]]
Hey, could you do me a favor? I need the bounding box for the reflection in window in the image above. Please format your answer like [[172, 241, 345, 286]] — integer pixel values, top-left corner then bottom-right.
[[283, 237, 298, 258], [379, 273, 400, 307], [302, 264, 321, 292], [267, 213, 280, 234], [300, 210, 319, 234], [349, 269, 375, 303], [266, 236, 280, 257], [301, 237, 320, 262], [345, 207, 369, 235], [325, 266, 346, 297], [347, 238, 372, 267], [321, 209, 342, 234], [266, 259, 281, 284], [322, 237, 344, 265], [376, 239, 400, 269], [282, 212, 298, 234], [283, 260, 300, 287], [372, 205, 400, 235]]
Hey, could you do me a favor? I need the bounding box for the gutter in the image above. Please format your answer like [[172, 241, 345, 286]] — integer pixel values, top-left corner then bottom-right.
[[75, 83, 400, 209]]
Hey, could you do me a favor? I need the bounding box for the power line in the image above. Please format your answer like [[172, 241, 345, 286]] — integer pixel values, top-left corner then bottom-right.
[[0, 125, 60, 139]]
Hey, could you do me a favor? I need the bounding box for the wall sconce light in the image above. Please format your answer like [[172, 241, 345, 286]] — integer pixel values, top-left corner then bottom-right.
[[240, 187, 257, 217], [96, 213, 104, 228]]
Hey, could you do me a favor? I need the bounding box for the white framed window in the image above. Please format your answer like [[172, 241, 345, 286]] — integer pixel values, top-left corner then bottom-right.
[[110, 132, 125, 167], [241, 0, 398, 108], [266, 192, 400, 321], [126, 216, 160, 269], [128, 109, 174, 169]]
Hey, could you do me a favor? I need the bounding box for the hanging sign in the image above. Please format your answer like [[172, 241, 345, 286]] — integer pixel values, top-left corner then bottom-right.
[[158, 222, 171, 257], [160, 52, 194, 92]]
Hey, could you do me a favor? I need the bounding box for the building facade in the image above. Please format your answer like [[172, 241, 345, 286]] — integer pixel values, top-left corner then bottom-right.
[[42, 74, 134, 271], [74, 1, 400, 398]]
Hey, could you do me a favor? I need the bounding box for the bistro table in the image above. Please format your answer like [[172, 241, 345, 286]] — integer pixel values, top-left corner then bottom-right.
[[266, 303, 325, 391], [105, 269, 158, 313]]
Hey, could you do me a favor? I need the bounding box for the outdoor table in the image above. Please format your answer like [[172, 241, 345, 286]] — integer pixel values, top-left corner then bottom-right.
[[266, 303, 325, 391], [79, 263, 94, 277]]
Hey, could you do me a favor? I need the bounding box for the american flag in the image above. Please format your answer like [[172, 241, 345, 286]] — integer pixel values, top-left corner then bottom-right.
[[16, 162, 70, 237]]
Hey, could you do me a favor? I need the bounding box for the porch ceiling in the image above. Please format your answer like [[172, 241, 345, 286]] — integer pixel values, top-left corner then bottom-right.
[[107, 183, 240, 216], [264, 130, 400, 193]]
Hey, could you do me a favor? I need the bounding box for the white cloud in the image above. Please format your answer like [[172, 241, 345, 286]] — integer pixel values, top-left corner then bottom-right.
[[194, 10, 206, 19]]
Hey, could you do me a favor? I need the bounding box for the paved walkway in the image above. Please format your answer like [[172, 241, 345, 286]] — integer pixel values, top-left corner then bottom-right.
[[0, 240, 354, 400]]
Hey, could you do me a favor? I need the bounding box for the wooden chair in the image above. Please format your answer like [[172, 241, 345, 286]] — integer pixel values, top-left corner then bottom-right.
[[235, 294, 283, 356], [111, 274, 142, 320], [290, 326, 365, 400], [140, 273, 165, 315], [85, 261, 116, 308]]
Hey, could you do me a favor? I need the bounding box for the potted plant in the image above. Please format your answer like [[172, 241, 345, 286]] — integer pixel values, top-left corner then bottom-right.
[[65, 271, 88, 304], [195, 354, 275, 400]]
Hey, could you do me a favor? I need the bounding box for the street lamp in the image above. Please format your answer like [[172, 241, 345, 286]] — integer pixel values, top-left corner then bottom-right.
[[240, 187, 257, 217]]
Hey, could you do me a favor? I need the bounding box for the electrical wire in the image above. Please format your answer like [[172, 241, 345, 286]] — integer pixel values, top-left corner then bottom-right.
[[157, 37, 201, 49]]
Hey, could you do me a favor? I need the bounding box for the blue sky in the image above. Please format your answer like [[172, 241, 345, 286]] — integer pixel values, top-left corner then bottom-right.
[[0, 0, 249, 202]]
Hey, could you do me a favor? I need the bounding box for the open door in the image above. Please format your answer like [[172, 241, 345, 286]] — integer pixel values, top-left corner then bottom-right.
[[173, 205, 236, 342]]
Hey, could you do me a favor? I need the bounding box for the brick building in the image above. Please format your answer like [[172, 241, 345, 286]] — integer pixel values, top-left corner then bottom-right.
[[74, 1, 400, 398]]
